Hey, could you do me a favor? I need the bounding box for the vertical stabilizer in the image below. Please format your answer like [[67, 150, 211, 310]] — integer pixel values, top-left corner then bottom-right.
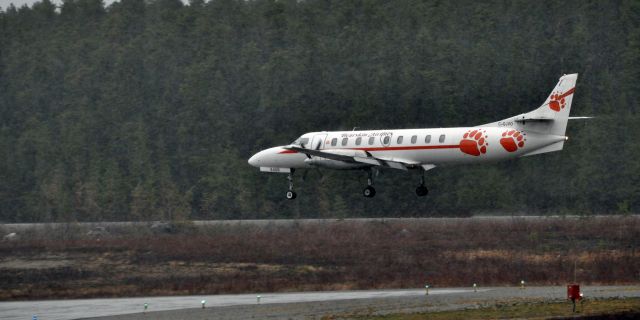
[[481, 74, 578, 156], [536, 73, 578, 136], [483, 73, 578, 137]]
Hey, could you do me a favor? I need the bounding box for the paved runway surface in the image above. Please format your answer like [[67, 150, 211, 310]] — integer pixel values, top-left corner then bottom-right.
[[0, 288, 473, 320], [2, 286, 639, 320]]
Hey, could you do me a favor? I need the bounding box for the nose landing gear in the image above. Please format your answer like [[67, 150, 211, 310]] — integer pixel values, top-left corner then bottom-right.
[[415, 172, 429, 197], [363, 168, 376, 198], [286, 170, 297, 200]]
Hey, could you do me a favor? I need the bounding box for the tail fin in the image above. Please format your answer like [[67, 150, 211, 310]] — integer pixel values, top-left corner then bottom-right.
[[481, 74, 578, 156], [534, 73, 578, 136], [484, 73, 578, 136]]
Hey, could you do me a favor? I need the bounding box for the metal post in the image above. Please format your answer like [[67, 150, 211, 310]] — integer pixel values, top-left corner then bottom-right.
[[425, 285, 429, 295], [473, 283, 477, 292]]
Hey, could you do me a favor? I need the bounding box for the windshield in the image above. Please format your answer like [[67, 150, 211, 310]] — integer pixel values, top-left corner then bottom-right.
[[291, 136, 310, 146]]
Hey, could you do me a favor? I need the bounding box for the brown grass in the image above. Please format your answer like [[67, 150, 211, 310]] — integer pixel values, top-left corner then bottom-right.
[[1, 217, 639, 300]]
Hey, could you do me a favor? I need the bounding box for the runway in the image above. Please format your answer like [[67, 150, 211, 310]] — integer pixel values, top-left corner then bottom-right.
[[2, 286, 639, 320], [0, 288, 474, 320]]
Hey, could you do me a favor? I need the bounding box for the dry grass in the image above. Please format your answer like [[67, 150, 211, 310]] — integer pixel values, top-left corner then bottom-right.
[[352, 297, 640, 319], [1, 217, 639, 300]]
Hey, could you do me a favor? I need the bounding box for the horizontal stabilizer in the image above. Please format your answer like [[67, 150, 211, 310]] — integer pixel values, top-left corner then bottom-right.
[[514, 114, 554, 122], [568, 116, 594, 120], [521, 141, 565, 157]]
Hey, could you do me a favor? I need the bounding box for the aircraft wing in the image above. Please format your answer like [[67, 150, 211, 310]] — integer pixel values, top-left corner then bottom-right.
[[285, 146, 355, 162], [284, 146, 434, 171]]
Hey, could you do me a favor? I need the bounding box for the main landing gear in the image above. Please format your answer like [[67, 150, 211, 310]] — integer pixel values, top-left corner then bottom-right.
[[363, 168, 376, 198], [286, 170, 297, 200], [415, 172, 429, 197], [282, 168, 428, 199]]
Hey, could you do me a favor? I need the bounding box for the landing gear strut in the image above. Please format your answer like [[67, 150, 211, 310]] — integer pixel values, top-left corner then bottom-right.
[[363, 168, 376, 198], [415, 172, 428, 197], [286, 169, 297, 200]]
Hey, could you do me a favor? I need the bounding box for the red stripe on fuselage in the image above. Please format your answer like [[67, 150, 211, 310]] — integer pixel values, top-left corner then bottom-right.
[[278, 145, 460, 154], [353, 145, 460, 152]]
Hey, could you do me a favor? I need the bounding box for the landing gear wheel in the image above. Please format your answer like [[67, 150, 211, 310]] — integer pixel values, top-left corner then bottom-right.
[[285, 170, 297, 200], [415, 185, 429, 197], [363, 186, 376, 198]]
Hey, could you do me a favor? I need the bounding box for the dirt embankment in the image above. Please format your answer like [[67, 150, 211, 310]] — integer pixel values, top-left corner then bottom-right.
[[1, 217, 639, 300]]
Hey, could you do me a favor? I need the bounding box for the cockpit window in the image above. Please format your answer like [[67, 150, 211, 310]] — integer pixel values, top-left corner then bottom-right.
[[292, 136, 309, 146]]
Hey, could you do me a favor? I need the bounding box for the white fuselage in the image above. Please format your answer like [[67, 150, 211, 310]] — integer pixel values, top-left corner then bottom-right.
[[248, 126, 566, 170]]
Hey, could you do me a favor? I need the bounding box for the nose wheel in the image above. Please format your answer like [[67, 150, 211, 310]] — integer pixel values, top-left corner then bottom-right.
[[286, 170, 297, 200], [363, 168, 376, 198], [415, 172, 428, 197], [363, 186, 376, 197]]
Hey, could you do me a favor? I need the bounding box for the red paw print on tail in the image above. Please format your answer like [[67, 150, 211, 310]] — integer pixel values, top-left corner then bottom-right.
[[500, 130, 526, 152], [459, 129, 488, 156], [548, 91, 567, 112]]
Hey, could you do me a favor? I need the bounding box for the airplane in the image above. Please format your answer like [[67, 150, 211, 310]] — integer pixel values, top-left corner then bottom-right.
[[249, 74, 587, 199]]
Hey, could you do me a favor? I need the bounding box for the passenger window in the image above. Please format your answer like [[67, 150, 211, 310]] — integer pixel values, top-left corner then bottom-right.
[[300, 138, 309, 146], [355, 137, 362, 145], [411, 135, 417, 144], [425, 135, 431, 143], [331, 138, 337, 146], [368, 136, 375, 145], [439, 134, 445, 143], [383, 136, 390, 145], [341, 137, 348, 146], [397, 136, 403, 144]]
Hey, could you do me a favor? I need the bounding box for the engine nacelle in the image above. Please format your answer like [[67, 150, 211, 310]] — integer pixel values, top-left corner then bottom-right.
[[304, 158, 369, 170], [303, 149, 371, 170]]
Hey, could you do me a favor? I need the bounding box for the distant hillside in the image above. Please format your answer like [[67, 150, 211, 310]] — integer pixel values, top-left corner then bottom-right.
[[0, 0, 638, 222]]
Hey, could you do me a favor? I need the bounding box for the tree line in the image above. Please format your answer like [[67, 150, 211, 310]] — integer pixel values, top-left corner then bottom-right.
[[0, 0, 638, 222]]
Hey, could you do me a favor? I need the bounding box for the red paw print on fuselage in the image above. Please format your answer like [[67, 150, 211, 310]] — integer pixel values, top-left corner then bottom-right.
[[548, 91, 567, 112], [459, 129, 488, 156], [500, 130, 526, 152]]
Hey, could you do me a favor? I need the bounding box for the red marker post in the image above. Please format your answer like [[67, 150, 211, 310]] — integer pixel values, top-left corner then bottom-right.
[[567, 284, 581, 312]]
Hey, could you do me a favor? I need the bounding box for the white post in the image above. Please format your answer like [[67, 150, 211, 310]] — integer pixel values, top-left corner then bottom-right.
[[520, 280, 525, 289], [257, 295, 261, 304], [201, 300, 206, 309], [473, 283, 477, 292], [425, 285, 429, 295]]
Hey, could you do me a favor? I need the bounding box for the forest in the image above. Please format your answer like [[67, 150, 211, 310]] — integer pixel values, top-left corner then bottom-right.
[[0, 0, 638, 222]]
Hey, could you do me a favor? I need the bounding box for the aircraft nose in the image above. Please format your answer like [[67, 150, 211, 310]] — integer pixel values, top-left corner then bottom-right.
[[248, 152, 261, 167], [249, 150, 265, 167]]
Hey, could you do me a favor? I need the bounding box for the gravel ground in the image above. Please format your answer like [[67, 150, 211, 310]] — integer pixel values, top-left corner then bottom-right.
[[80, 286, 640, 320]]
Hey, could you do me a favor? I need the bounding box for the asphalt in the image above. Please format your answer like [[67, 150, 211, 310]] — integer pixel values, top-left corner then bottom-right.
[[1, 286, 639, 320]]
